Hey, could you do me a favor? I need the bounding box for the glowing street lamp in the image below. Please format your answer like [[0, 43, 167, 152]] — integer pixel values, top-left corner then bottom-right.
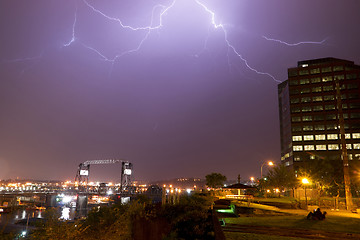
[[302, 178, 310, 206], [261, 161, 274, 178], [301, 178, 309, 184]]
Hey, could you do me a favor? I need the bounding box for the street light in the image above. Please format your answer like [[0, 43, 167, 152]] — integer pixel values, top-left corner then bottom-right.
[[302, 178, 310, 207], [261, 161, 274, 178]]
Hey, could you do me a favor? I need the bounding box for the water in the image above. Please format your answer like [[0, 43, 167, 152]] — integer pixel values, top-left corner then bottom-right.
[[0, 207, 76, 233]]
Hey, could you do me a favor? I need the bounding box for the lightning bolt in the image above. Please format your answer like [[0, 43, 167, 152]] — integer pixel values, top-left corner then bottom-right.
[[1, 52, 44, 63], [194, 0, 281, 82], [63, 4, 77, 47], [0, 51, 45, 75], [262, 36, 328, 46], [73, 0, 176, 65], [3, 0, 328, 83], [79, 0, 280, 82]]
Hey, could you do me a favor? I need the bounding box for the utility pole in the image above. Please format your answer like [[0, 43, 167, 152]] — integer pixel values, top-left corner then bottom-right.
[[335, 79, 353, 210]]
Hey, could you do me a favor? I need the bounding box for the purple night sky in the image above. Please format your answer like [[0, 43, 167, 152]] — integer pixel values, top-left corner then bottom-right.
[[1, 0, 360, 182]]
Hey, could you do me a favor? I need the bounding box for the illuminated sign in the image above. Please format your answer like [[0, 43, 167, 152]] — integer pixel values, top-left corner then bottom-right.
[[80, 170, 89, 176]]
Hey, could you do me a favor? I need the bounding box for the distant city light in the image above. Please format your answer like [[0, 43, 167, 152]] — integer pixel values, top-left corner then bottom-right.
[[62, 195, 73, 203], [60, 207, 70, 220]]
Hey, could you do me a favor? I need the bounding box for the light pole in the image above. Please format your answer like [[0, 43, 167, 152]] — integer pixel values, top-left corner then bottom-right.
[[302, 178, 309, 207], [261, 161, 274, 178]]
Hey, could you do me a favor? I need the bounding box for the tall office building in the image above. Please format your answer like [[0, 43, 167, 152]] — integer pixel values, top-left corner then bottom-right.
[[278, 58, 360, 171]]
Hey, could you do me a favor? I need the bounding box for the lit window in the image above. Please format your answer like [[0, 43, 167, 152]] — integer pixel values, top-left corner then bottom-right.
[[302, 116, 312, 121], [302, 106, 312, 112], [326, 124, 337, 130], [326, 114, 336, 120], [327, 134, 338, 140], [345, 134, 351, 139], [316, 145, 326, 150], [293, 146, 303, 151], [352, 133, 360, 139], [333, 66, 344, 71], [312, 87, 322, 92], [322, 76, 333, 82], [291, 107, 301, 113], [292, 117, 301, 122], [315, 125, 325, 131], [328, 144, 339, 150], [325, 105, 335, 110], [324, 95, 335, 101], [299, 70, 309, 76], [304, 145, 314, 151], [321, 67, 331, 73], [303, 126, 313, 131], [323, 86, 334, 91], [292, 136, 302, 141], [346, 144, 352, 150], [315, 135, 326, 140], [313, 105, 323, 111], [335, 75, 345, 80], [311, 77, 321, 83], [300, 79, 310, 84], [303, 135, 314, 141], [301, 88, 310, 94], [310, 68, 320, 74], [312, 96, 322, 102], [294, 156, 301, 161], [301, 97, 311, 103]]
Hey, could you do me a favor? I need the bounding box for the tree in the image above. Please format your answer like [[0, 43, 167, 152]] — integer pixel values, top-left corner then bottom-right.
[[264, 164, 298, 192], [298, 158, 344, 197], [205, 173, 227, 188]]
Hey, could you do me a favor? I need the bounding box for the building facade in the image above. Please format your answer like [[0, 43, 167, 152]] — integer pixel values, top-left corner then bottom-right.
[[278, 58, 360, 171]]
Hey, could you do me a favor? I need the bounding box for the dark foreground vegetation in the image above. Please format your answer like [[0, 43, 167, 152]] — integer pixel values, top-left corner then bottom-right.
[[1, 194, 216, 240]]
